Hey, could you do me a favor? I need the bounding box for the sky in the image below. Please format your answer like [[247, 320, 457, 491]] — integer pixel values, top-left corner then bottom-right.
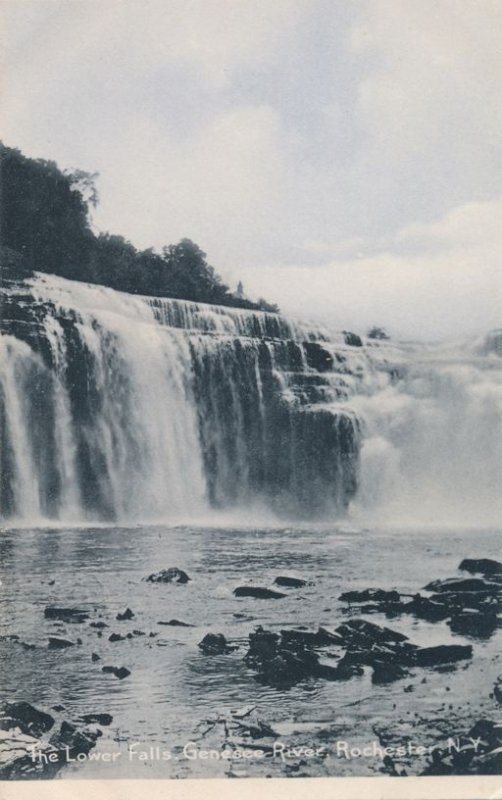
[[1, 0, 501, 340]]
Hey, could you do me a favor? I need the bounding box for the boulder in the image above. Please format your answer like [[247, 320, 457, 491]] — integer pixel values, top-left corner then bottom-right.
[[0, 702, 103, 779], [157, 619, 193, 627], [82, 713, 113, 726], [317, 654, 364, 681], [108, 633, 126, 642], [423, 577, 500, 595], [44, 607, 89, 623], [448, 609, 498, 638], [340, 588, 401, 604], [101, 666, 131, 679], [274, 576, 307, 588], [198, 633, 234, 655], [459, 558, 502, 577], [49, 720, 101, 754], [335, 619, 408, 647], [372, 661, 408, 684], [0, 702, 54, 737], [116, 608, 134, 621], [145, 568, 190, 584], [280, 628, 343, 648], [244, 626, 317, 685], [245, 626, 350, 686], [403, 595, 451, 622], [413, 644, 472, 667], [48, 637, 75, 650], [233, 586, 286, 599]]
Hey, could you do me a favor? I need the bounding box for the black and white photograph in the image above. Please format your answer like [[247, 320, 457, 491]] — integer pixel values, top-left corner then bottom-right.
[[0, 2, 501, 799]]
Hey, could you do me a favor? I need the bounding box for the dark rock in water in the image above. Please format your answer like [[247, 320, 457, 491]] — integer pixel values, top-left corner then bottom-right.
[[108, 633, 126, 642], [413, 644, 472, 667], [402, 594, 451, 622], [245, 626, 342, 686], [340, 588, 401, 603], [343, 331, 363, 347], [494, 680, 502, 704], [342, 639, 417, 669], [48, 637, 75, 649], [0, 701, 103, 779], [316, 626, 345, 645], [274, 576, 307, 588], [158, 619, 194, 627], [44, 607, 89, 623], [91, 652, 101, 662], [372, 661, 408, 684], [448, 609, 498, 638], [318, 654, 364, 681], [234, 586, 286, 599], [0, 701, 55, 737], [101, 666, 131, 679], [52, 705, 65, 712], [459, 558, 502, 577], [90, 621, 108, 629], [280, 629, 321, 648], [82, 713, 113, 726], [132, 629, 146, 636], [198, 633, 234, 655], [423, 577, 500, 594], [116, 607, 134, 621], [430, 591, 498, 612], [335, 619, 408, 647], [421, 717, 502, 775], [146, 567, 190, 584], [245, 626, 279, 663], [280, 627, 343, 648], [50, 720, 101, 754]]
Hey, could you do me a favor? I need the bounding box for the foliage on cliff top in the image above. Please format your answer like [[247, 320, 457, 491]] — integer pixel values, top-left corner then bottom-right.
[[0, 143, 278, 312]]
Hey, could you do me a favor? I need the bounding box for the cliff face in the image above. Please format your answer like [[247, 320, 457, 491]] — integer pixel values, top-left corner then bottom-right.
[[0, 273, 381, 523]]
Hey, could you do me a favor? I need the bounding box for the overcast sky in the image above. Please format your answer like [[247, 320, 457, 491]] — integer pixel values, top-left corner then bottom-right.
[[2, 0, 501, 339]]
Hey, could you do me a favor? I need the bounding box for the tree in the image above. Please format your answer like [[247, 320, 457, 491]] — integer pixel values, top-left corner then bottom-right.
[[161, 239, 230, 303], [1, 143, 279, 312], [0, 143, 95, 278]]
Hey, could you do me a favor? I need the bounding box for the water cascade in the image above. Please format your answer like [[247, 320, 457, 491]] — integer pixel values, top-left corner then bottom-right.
[[1, 273, 500, 526], [0, 273, 368, 523]]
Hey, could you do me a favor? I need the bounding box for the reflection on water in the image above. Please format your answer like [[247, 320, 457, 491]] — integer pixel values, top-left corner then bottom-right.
[[0, 524, 500, 779]]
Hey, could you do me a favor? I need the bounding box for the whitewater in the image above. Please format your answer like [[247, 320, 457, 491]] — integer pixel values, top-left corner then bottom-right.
[[0, 271, 501, 527]]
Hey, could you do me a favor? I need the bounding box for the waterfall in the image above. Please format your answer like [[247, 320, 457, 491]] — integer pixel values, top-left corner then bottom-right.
[[351, 338, 502, 526], [0, 273, 365, 524], [1, 272, 500, 526]]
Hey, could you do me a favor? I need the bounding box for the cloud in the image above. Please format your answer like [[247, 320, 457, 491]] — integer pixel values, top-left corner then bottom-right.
[[93, 104, 292, 265], [235, 197, 502, 341], [1, 0, 501, 340], [346, 0, 502, 224]]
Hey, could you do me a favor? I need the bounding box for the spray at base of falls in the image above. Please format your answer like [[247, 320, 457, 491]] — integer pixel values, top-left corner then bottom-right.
[[1, 273, 501, 526]]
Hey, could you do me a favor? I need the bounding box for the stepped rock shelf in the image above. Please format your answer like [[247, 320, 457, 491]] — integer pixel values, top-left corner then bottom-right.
[[0, 271, 397, 523]]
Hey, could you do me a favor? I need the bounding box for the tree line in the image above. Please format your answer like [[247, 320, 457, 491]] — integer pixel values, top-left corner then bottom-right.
[[0, 143, 279, 312]]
